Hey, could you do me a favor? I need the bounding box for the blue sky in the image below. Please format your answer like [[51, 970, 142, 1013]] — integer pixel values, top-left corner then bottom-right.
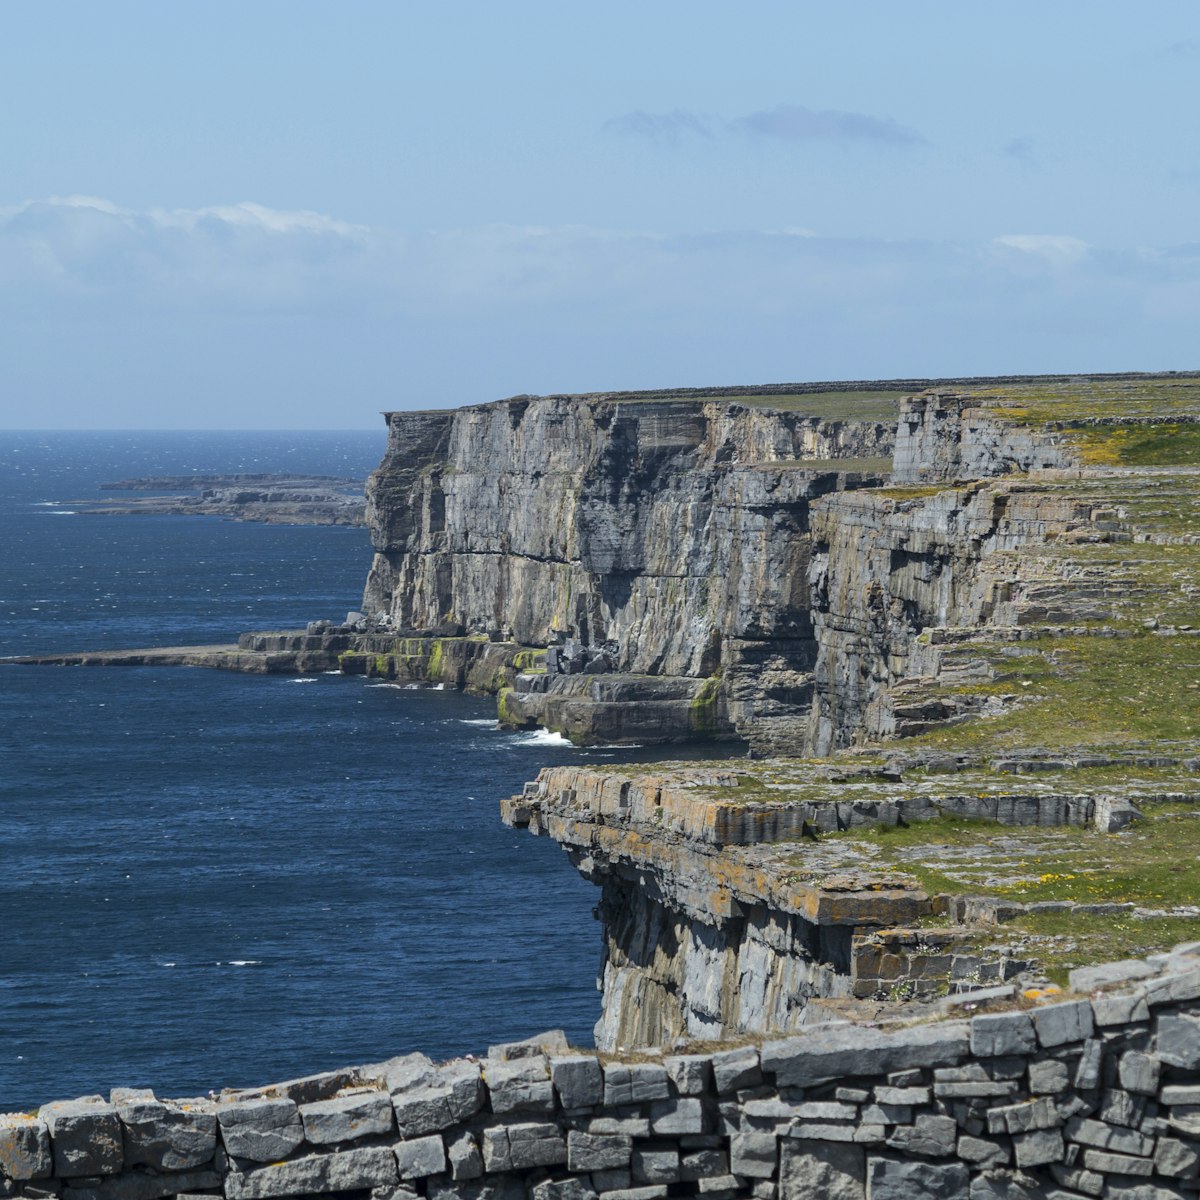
[[3, 1, 1200, 428]]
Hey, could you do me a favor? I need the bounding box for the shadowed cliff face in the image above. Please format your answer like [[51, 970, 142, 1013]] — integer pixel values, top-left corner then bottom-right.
[[361, 396, 891, 747]]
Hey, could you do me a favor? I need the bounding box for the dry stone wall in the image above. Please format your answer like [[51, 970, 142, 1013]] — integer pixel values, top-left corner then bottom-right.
[[7, 949, 1200, 1200]]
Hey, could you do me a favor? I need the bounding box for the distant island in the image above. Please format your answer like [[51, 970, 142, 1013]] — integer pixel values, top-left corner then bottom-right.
[[73, 472, 366, 526]]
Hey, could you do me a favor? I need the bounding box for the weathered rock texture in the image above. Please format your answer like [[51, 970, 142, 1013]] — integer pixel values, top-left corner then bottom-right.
[[8, 946, 1200, 1200], [360, 397, 892, 748]]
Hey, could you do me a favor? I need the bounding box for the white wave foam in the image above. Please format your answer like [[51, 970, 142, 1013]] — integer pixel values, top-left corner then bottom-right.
[[158, 961, 176, 968], [367, 682, 408, 689], [459, 718, 497, 727], [288, 677, 318, 684], [515, 729, 576, 748], [323, 670, 341, 675], [43, 510, 76, 516], [229, 960, 262, 967]]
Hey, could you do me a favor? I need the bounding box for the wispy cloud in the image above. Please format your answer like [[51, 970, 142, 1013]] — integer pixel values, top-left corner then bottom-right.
[[992, 234, 1090, 265], [732, 103, 924, 146], [605, 103, 925, 148], [603, 109, 714, 144]]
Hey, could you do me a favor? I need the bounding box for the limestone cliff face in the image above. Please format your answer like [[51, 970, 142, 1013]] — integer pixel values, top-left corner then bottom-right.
[[362, 396, 891, 746]]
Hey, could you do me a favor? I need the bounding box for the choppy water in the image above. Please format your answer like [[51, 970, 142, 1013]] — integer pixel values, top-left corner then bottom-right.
[[0, 431, 660, 1109]]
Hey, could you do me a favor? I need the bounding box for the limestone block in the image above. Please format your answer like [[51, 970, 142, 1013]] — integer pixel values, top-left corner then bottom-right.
[[481, 1123, 566, 1173], [216, 1098, 303, 1162], [586, 1118, 649, 1138], [957, 1135, 1009, 1165], [1074, 1038, 1104, 1090], [970, 1011, 1036, 1058], [589, 1169, 631, 1192], [528, 1180, 597, 1200], [566, 1132, 631, 1172], [1069, 959, 1158, 993], [0, 1114, 52, 1181], [865, 1156, 968, 1200], [762, 1022, 968, 1086], [382, 1053, 437, 1094], [1158, 1014, 1200, 1069], [447, 1131, 482, 1181], [427, 1177, 524, 1200], [1031, 1000, 1094, 1048], [1082, 1147, 1154, 1176], [62, 1167, 221, 1200], [987, 1096, 1061, 1136], [968, 1169, 1049, 1200], [1028, 1059, 1070, 1094], [438, 1060, 485, 1121], [648, 1098, 705, 1136], [1119, 1051, 1162, 1095], [1155, 1137, 1200, 1179], [729, 1131, 776, 1178], [602, 1063, 669, 1106], [394, 1135, 447, 1180], [484, 1058, 555, 1114], [663, 1055, 710, 1096], [1092, 990, 1150, 1027], [392, 1086, 455, 1137], [873, 1086, 931, 1105], [885, 1113, 957, 1157], [225, 1147, 398, 1199], [598, 1187, 666, 1200], [39, 1099, 123, 1177], [117, 1097, 217, 1170], [1013, 1127, 1065, 1168], [550, 1056, 603, 1110], [299, 1091, 393, 1145], [630, 1145, 679, 1184], [680, 1148, 728, 1181], [1065, 1116, 1154, 1156], [1098, 1088, 1145, 1128], [710, 1046, 761, 1094]]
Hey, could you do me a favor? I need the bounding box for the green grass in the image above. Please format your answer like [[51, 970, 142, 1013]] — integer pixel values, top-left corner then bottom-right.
[[608, 391, 903, 422]]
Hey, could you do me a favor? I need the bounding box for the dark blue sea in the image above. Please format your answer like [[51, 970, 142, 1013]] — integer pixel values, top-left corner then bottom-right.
[[0, 431, 664, 1110]]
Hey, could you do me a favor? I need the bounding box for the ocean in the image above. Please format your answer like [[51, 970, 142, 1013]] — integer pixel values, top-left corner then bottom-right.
[[0, 431, 664, 1110]]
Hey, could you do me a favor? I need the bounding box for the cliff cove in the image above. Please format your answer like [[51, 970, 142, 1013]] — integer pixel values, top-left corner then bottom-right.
[[5, 373, 1200, 1200]]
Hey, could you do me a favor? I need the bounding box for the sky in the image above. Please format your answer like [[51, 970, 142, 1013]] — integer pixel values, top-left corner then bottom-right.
[[2, 1, 1200, 429]]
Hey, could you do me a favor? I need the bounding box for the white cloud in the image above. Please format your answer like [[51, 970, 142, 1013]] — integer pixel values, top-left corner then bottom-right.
[[992, 234, 1091, 263]]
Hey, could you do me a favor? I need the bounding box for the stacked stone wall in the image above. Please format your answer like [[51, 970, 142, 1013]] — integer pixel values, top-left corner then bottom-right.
[[7, 948, 1200, 1200]]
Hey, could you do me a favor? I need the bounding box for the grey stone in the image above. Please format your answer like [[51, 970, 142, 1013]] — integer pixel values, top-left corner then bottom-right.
[[1161, 1084, 1200, 1105], [394, 1135, 447, 1180], [710, 1046, 761, 1094], [1065, 1116, 1154, 1155], [598, 1188, 666, 1200], [484, 1057, 554, 1114], [300, 1091, 393, 1145], [886, 1114, 957, 1157], [630, 1145, 678, 1185], [958, 1135, 1009, 1165], [1032, 1000, 1094, 1048], [589, 1170, 631, 1192], [567, 1132, 631, 1172], [860, 1104, 910, 1126], [427, 1178, 524, 1200], [969, 1169, 1048, 1200], [117, 1097, 217, 1170], [789, 1121, 857, 1142], [1069, 959, 1157, 993], [1074, 1039, 1104, 1090], [1097, 1089, 1145, 1128], [988, 1096, 1061, 1135], [0, 1115, 52, 1181], [1029, 1060, 1071, 1094], [392, 1085, 455, 1137], [39, 1100, 123, 1177], [1143, 968, 1200, 1007], [225, 1147, 398, 1199], [695, 1177, 738, 1197], [528, 1180, 596, 1200], [1081, 1148, 1153, 1176], [933, 1080, 1019, 1099], [602, 1063, 669, 1106], [63, 1168, 221, 1200], [1049, 1162, 1104, 1196], [730, 1131, 776, 1178], [648, 1098, 706, 1135], [1092, 991, 1150, 1028], [782, 1137, 868, 1195], [873, 1086, 931, 1105], [382, 1053, 437, 1094], [1119, 1051, 1160, 1095], [1155, 1137, 1200, 1178], [1158, 1014, 1200, 1069], [836, 1088, 870, 1104], [481, 1123, 566, 1173], [680, 1149, 728, 1181], [438, 1059, 486, 1121], [216, 1097, 304, 1162], [763, 1022, 968, 1086], [586, 1118, 650, 1138], [866, 1156, 969, 1200], [970, 1011, 1037, 1058], [447, 1131, 483, 1182], [1013, 1127, 1065, 1168], [487, 1030, 568, 1060], [663, 1055, 710, 1096], [551, 1056, 604, 1110]]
